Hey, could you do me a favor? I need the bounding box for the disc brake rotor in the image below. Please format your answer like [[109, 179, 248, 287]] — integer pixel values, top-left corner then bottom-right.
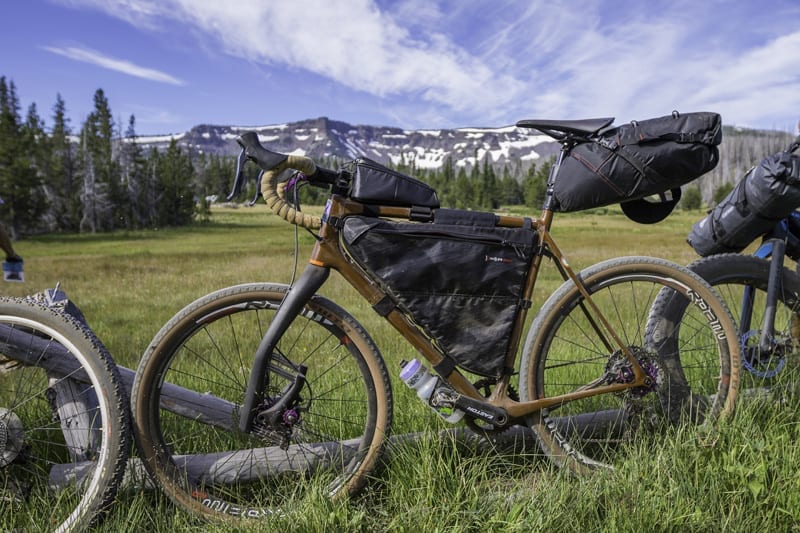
[[740, 330, 788, 379]]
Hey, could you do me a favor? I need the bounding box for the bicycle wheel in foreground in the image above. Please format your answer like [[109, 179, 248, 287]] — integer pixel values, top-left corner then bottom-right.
[[520, 257, 740, 474], [0, 298, 129, 533], [684, 254, 800, 388], [132, 283, 392, 522]]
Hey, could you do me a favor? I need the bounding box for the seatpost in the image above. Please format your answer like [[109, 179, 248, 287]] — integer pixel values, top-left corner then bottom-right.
[[542, 143, 569, 212]]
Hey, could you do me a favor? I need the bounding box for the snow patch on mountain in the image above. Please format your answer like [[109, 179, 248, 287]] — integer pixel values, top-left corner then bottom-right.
[[133, 116, 559, 171]]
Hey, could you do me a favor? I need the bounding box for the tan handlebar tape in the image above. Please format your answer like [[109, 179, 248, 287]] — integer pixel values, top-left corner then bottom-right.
[[260, 154, 322, 229]]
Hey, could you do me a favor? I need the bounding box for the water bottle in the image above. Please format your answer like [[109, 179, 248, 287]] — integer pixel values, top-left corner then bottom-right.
[[399, 359, 463, 423]]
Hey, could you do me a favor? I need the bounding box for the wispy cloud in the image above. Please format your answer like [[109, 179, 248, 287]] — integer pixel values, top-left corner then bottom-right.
[[462, 0, 800, 129], [51, 0, 525, 124], [52, 0, 800, 129], [43, 45, 185, 86]]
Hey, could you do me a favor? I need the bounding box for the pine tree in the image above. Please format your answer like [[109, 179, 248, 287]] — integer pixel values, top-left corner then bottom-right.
[[480, 155, 498, 209], [0, 78, 45, 237], [145, 147, 160, 225], [156, 139, 195, 226], [439, 155, 454, 204], [15, 103, 47, 233], [79, 89, 119, 231], [499, 165, 523, 206], [47, 93, 80, 231], [79, 126, 106, 233], [0, 78, 17, 233], [0, 78, 20, 235], [523, 160, 549, 207], [195, 152, 235, 202], [454, 166, 472, 209], [120, 115, 150, 228]]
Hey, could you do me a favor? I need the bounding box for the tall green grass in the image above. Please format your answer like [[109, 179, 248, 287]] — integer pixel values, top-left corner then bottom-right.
[[4, 205, 799, 531]]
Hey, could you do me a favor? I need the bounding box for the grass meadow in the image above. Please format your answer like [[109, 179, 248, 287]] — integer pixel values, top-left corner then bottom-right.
[[4, 205, 800, 532]]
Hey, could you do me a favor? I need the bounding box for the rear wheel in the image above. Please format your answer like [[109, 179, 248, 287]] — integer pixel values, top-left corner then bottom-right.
[[0, 298, 129, 532], [132, 283, 392, 522], [519, 257, 739, 473]]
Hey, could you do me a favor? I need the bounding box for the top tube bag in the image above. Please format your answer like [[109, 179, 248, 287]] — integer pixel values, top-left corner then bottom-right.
[[346, 157, 440, 208], [552, 111, 722, 220], [340, 208, 537, 378]]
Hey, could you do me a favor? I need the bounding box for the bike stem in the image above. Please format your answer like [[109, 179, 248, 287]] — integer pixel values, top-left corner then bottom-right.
[[239, 263, 330, 433]]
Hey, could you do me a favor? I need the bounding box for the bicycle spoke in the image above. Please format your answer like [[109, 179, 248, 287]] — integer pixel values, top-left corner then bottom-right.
[[133, 285, 391, 520]]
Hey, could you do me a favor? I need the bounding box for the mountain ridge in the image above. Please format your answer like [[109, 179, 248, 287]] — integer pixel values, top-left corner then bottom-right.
[[134, 116, 561, 171], [133, 116, 795, 201]]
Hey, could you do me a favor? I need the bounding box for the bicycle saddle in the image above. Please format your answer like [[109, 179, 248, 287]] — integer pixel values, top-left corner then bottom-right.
[[516, 117, 615, 138]]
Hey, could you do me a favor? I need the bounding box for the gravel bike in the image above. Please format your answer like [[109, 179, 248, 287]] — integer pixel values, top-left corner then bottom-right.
[[0, 290, 130, 532], [131, 118, 740, 522]]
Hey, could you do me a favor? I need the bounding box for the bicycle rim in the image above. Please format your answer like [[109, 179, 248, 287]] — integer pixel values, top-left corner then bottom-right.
[[686, 254, 800, 391], [520, 257, 739, 473], [132, 283, 392, 521], [0, 299, 129, 532]]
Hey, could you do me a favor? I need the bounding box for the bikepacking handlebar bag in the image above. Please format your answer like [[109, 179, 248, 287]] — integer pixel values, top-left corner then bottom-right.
[[552, 112, 722, 221], [687, 142, 800, 256], [340, 208, 537, 378]]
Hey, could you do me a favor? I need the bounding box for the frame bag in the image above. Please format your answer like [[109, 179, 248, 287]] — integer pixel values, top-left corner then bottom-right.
[[553, 112, 722, 214], [687, 140, 800, 256], [341, 209, 537, 378]]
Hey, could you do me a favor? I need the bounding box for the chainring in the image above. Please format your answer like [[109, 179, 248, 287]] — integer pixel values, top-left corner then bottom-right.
[[464, 379, 519, 436]]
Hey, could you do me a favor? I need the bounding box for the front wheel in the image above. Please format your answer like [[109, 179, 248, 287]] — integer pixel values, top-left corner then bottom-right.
[[519, 257, 739, 474], [132, 283, 393, 522], [684, 254, 800, 385], [0, 298, 130, 532]]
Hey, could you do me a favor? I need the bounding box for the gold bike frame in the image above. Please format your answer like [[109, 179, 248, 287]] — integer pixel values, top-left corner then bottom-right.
[[305, 195, 650, 422]]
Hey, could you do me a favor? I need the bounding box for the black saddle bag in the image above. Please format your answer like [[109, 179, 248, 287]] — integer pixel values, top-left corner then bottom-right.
[[687, 140, 800, 256], [553, 112, 722, 213], [341, 209, 537, 378]]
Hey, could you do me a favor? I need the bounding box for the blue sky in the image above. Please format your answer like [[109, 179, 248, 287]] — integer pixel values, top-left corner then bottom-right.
[[3, 0, 799, 135]]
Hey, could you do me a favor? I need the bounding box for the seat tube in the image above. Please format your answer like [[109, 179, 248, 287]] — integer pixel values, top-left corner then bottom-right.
[[238, 263, 330, 433]]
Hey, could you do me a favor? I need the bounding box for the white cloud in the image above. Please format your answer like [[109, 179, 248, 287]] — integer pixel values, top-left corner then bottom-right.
[[52, 0, 800, 129], [43, 45, 185, 86], [473, 1, 800, 129], [53, 0, 526, 124]]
